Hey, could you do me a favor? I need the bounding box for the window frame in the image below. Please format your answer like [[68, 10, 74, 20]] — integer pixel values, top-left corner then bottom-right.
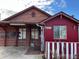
[[7, 32, 17, 39], [31, 28, 39, 40], [18, 28, 26, 40], [53, 25, 67, 39]]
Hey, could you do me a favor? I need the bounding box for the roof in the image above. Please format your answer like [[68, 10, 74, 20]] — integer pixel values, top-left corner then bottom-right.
[[41, 11, 79, 24], [3, 6, 51, 21], [1, 7, 79, 24]]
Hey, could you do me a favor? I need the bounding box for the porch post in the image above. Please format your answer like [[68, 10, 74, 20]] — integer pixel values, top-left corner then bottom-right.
[[4, 30, 7, 46], [0, 26, 7, 46], [41, 26, 45, 52], [16, 27, 19, 46]]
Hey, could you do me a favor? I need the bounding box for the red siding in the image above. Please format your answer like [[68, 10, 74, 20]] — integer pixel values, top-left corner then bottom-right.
[[44, 15, 78, 42], [0, 25, 41, 47], [0, 27, 5, 46], [5, 26, 30, 46]]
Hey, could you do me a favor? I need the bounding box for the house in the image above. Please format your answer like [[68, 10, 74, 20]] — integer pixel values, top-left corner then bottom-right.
[[0, 6, 79, 59], [0, 6, 51, 51], [42, 12, 79, 59]]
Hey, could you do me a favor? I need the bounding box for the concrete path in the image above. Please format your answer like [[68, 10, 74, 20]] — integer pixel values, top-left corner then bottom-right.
[[0, 46, 43, 59]]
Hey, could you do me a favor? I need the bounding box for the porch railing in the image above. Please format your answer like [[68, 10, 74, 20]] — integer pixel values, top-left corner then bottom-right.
[[45, 42, 79, 59]]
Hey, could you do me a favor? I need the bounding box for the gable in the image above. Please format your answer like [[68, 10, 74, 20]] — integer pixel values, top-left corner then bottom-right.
[[41, 12, 78, 24], [3, 6, 51, 23], [44, 15, 77, 25]]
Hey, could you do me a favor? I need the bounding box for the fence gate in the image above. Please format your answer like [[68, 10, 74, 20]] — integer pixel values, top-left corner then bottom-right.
[[45, 42, 79, 59]]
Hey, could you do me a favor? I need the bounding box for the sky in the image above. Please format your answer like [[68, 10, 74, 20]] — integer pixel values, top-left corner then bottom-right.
[[0, 0, 79, 20]]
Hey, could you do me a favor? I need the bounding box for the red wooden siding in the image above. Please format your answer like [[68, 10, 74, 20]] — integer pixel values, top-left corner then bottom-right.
[[44, 15, 78, 42], [0, 27, 5, 45], [0, 26, 30, 46], [0, 24, 41, 47]]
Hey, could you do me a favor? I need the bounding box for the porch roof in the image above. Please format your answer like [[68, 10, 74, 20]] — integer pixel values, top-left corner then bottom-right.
[[0, 21, 40, 24]]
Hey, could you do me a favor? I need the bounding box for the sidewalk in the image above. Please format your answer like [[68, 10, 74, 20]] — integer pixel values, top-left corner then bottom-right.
[[0, 46, 43, 59]]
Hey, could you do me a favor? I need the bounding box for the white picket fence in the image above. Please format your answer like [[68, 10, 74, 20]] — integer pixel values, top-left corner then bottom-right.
[[45, 42, 79, 59]]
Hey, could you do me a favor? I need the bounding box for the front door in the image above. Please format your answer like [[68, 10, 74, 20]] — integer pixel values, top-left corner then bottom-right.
[[30, 28, 41, 50]]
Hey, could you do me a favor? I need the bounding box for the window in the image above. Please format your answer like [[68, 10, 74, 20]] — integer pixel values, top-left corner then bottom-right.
[[31, 29, 39, 39], [18, 28, 26, 39], [0, 32, 5, 38], [53, 26, 67, 39], [31, 12, 36, 17], [7, 32, 17, 39]]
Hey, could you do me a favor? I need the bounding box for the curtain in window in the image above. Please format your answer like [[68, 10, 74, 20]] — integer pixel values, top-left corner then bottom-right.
[[60, 26, 66, 39], [54, 26, 60, 38]]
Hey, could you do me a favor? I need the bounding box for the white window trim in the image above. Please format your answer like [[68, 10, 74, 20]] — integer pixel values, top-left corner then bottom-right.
[[53, 26, 67, 39], [18, 28, 26, 40]]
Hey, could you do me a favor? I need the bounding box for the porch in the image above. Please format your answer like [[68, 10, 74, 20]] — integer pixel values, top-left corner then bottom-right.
[[0, 23, 44, 53]]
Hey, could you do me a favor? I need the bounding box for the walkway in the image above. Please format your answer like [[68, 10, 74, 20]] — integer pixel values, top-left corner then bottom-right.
[[0, 46, 43, 59]]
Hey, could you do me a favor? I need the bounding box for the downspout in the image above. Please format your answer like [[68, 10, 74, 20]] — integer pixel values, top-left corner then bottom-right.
[[78, 25, 79, 41], [36, 24, 44, 52]]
